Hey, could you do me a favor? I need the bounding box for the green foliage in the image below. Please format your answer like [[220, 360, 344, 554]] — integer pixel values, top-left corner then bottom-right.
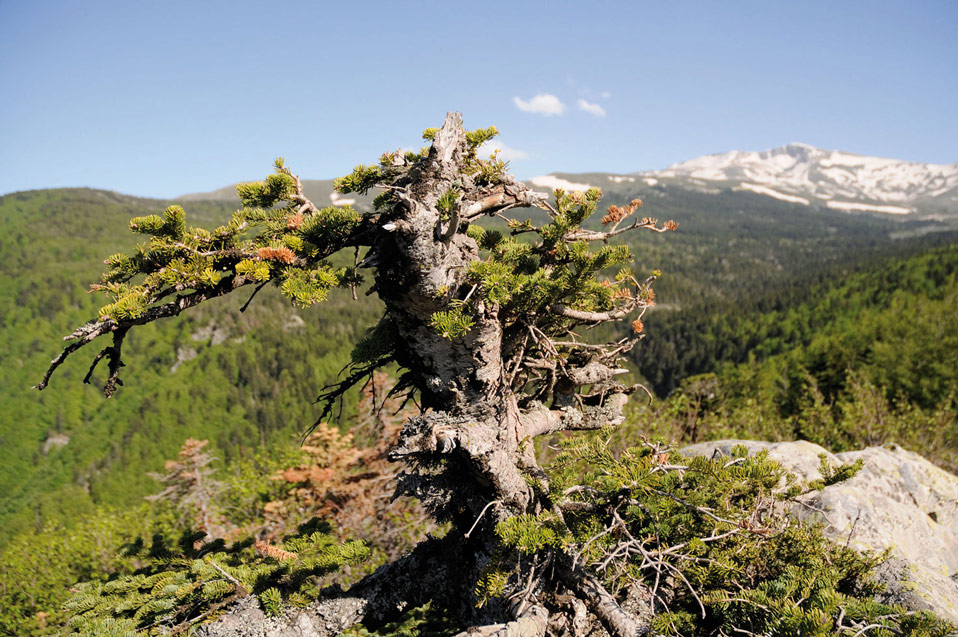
[[334, 165, 383, 195], [495, 513, 568, 555], [432, 188, 642, 341], [258, 587, 284, 617], [63, 520, 369, 635], [809, 453, 864, 490], [97, 283, 150, 320], [0, 188, 386, 558], [128, 214, 165, 236], [493, 437, 955, 635], [625, 243, 958, 472], [236, 173, 296, 208], [279, 265, 342, 307], [350, 318, 397, 365], [299, 205, 361, 246], [430, 306, 475, 339], [436, 188, 460, 221], [464, 126, 498, 148], [0, 504, 177, 636], [471, 154, 507, 187], [637, 242, 958, 400], [235, 258, 271, 281]]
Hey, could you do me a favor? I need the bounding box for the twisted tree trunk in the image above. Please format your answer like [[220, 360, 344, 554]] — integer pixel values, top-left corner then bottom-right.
[[43, 111, 658, 636], [195, 113, 648, 636]]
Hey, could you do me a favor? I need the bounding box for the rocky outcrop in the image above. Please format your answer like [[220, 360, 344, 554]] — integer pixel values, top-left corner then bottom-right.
[[681, 440, 958, 622]]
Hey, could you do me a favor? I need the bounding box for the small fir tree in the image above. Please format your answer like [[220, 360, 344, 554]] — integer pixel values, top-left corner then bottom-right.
[[146, 438, 224, 538]]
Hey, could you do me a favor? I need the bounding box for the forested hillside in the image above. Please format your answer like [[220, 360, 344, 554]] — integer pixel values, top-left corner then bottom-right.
[[0, 189, 382, 541], [636, 234, 958, 395], [626, 244, 958, 472]]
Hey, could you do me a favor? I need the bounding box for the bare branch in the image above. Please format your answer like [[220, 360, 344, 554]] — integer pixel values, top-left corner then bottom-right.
[[81, 325, 129, 397], [461, 182, 549, 222], [565, 218, 673, 243], [521, 393, 629, 438], [239, 281, 269, 313], [557, 556, 651, 637], [281, 168, 320, 216], [36, 275, 256, 394], [550, 298, 643, 324]]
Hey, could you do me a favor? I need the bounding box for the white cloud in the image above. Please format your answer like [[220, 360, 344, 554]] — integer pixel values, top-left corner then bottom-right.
[[577, 99, 606, 117], [600, 91, 611, 99], [513, 94, 566, 116], [481, 141, 528, 161]]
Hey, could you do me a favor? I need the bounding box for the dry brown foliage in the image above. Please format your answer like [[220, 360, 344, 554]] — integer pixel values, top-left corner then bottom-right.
[[263, 374, 439, 579], [255, 246, 296, 263], [254, 540, 299, 562], [146, 438, 226, 538], [601, 198, 643, 225]]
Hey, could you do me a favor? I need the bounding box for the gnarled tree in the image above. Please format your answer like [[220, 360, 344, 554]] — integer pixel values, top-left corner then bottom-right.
[[42, 114, 938, 637]]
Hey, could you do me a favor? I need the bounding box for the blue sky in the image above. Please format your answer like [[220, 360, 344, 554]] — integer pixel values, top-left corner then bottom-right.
[[1, 0, 955, 198]]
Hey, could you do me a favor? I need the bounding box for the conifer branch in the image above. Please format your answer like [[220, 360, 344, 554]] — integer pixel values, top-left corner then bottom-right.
[[205, 558, 248, 593], [36, 275, 254, 395]]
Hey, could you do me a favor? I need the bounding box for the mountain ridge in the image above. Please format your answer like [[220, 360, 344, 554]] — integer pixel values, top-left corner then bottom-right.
[[177, 143, 958, 221]]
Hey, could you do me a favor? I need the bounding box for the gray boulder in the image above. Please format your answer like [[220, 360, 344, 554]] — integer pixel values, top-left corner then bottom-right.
[[681, 440, 958, 622]]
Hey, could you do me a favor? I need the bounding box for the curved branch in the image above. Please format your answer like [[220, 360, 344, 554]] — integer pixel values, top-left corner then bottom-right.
[[281, 167, 319, 216], [461, 181, 549, 222], [35, 275, 255, 394], [549, 299, 642, 324], [564, 218, 673, 242]]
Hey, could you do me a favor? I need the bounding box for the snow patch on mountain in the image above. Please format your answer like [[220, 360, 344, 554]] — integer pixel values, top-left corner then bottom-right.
[[647, 143, 958, 208], [826, 201, 912, 215], [330, 192, 356, 207], [531, 175, 594, 191], [736, 183, 809, 205]]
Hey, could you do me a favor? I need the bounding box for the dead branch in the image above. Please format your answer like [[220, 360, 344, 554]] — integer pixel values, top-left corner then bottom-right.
[[35, 275, 255, 395], [556, 556, 651, 637], [521, 393, 629, 438]]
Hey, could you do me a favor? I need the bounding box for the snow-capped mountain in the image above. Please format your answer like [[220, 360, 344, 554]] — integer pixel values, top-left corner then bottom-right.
[[642, 143, 958, 215], [184, 144, 958, 222]]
